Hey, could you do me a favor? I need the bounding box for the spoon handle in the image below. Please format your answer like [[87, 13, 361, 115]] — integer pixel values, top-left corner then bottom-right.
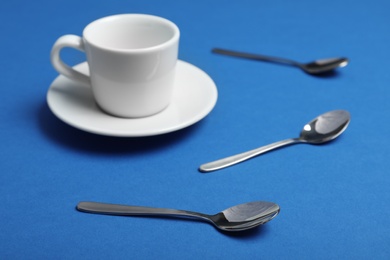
[[77, 201, 210, 221], [199, 138, 301, 172], [212, 48, 300, 66]]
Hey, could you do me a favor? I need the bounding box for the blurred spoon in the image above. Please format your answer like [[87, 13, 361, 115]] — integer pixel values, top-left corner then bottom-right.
[[77, 201, 280, 232], [212, 48, 349, 75], [199, 110, 350, 172]]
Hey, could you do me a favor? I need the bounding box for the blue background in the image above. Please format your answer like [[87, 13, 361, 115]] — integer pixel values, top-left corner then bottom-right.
[[1, 0, 389, 259]]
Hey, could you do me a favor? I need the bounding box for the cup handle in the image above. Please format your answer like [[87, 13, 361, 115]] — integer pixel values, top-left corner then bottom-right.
[[50, 35, 90, 86]]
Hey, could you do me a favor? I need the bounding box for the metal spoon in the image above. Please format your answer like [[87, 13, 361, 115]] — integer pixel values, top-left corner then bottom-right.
[[77, 201, 280, 232], [200, 110, 350, 173], [212, 48, 349, 75]]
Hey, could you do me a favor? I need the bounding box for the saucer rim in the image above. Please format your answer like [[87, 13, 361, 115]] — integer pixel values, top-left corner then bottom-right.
[[47, 60, 218, 137]]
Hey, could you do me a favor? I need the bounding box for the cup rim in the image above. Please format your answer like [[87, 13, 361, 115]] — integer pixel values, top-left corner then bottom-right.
[[83, 14, 180, 53]]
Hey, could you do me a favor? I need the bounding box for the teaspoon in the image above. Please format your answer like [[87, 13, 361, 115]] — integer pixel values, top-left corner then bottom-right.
[[77, 201, 280, 232], [200, 110, 350, 172], [212, 48, 349, 75]]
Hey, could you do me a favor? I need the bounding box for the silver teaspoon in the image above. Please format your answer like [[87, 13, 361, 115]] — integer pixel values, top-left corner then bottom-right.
[[77, 201, 280, 232], [212, 48, 349, 75], [200, 110, 350, 173]]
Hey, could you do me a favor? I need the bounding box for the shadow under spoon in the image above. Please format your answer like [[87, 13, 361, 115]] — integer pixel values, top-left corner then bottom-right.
[[212, 48, 349, 75], [199, 110, 351, 173], [77, 201, 280, 232]]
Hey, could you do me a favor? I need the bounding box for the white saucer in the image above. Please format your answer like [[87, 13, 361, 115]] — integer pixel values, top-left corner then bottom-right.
[[47, 60, 218, 137]]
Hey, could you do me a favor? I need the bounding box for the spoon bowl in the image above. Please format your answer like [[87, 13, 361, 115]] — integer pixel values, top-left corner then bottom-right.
[[299, 110, 351, 143], [210, 201, 280, 231], [199, 110, 351, 172], [212, 48, 349, 75], [301, 58, 349, 74], [77, 201, 280, 232]]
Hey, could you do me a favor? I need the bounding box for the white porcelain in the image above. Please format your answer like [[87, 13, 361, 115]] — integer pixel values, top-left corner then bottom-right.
[[47, 61, 218, 137], [50, 14, 180, 118]]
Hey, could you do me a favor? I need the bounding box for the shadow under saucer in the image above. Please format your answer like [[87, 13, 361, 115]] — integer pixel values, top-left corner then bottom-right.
[[38, 102, 204, 155]]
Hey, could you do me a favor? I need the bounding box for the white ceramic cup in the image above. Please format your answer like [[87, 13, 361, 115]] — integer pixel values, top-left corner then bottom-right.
[[51, 14, 180, 118]]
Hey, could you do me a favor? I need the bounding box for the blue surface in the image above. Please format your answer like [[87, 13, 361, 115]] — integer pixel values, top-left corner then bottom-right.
[[1, 0, 390, 259]]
